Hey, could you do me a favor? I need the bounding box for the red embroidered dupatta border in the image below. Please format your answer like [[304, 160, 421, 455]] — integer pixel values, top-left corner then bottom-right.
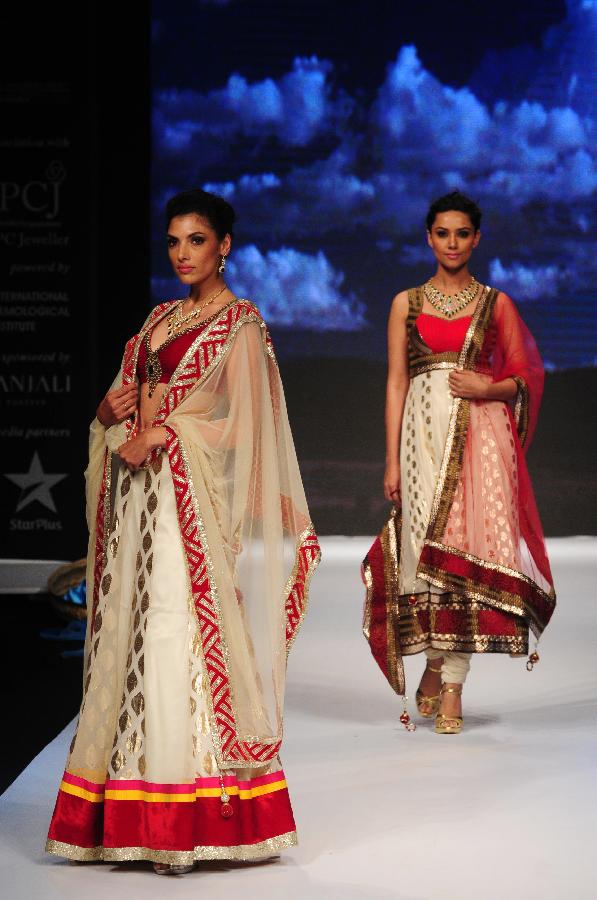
[[90, 300, 320, 767]]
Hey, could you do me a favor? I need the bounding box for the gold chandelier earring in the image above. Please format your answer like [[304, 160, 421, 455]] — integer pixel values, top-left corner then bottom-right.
[[218, 255, 227, 274]]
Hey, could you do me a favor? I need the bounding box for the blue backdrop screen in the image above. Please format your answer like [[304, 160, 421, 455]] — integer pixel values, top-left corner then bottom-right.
[[151, 0, 595, 371]]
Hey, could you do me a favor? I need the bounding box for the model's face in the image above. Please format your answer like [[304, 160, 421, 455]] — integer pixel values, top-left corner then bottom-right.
[[427, 210, 480, 270], [166, 213, 231, 286]]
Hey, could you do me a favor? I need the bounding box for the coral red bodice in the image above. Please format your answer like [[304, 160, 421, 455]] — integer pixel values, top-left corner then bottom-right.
[[415, 313, 472, 354]]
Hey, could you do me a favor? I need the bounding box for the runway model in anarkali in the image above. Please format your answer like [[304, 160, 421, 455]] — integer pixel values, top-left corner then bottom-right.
[[363, 191, 555, 734], [46, 189, 320, 872]]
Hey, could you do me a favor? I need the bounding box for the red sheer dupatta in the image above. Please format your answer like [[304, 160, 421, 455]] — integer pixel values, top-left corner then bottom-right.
[[419, 289, 556, 637], [492, 292, 544, 450], [492, 294, 553, 590]]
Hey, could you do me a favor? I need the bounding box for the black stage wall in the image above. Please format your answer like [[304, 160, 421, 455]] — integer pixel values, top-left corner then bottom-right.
[[0, 6, 151, 562]]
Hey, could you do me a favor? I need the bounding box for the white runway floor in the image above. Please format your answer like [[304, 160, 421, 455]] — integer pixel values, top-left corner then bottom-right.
[[1, 536, 596, 900]]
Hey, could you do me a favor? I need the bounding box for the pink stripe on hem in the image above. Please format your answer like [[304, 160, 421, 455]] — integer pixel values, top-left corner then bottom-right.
[[62, 772, 105, 793], [103, 771, 286, 793]]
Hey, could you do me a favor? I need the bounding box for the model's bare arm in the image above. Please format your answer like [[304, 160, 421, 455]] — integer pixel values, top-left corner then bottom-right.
[[384, 291, 410, 501]]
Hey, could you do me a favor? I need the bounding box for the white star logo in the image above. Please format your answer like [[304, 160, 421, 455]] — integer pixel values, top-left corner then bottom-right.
[[4, 452, 68, 513]]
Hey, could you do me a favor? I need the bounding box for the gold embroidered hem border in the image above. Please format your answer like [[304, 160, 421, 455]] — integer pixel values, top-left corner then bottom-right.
[[396, 591, 528, 656], [46, 831, 297, 864], [418, 540, 555, 639], [394, 590, 529, 655], [401, 633, 528, 655]]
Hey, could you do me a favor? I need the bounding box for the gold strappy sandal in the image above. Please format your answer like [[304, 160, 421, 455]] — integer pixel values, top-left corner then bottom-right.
[[153, 862, 195, 875], [435, 685, 463, 734], [415, 663, 442, 718]]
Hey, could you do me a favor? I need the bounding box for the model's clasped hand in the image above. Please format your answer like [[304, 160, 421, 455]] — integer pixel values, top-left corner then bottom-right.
[[97, 383, 139, 427], [448, 368, 488, 399], [118, 428, 168, 473]]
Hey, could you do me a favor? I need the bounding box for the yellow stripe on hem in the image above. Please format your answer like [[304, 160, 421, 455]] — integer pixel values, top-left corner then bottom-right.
[[102, 779, 288, 803], [105, 790, 196, 803], [238, 779, 287, 799], [60, 781, 105, 803]]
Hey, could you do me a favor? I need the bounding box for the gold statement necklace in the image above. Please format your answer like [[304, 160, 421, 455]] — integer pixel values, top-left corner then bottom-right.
[[423, 276, 479, 318], [166, 284, 228, 337], [144, 285, 229, 397]]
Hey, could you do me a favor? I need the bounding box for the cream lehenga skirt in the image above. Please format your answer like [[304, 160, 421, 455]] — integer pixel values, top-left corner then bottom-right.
[[46, 455, 297, 864]]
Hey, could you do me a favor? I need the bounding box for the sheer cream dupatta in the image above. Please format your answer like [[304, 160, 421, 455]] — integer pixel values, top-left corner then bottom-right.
[[163, 318, 320, 766]]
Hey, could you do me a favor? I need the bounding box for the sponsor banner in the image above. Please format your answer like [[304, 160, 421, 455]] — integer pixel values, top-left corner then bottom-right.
[[0, 83, 90, 559]]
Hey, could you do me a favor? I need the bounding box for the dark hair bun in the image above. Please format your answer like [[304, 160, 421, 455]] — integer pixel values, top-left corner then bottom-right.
[[166, 188, 236, 239], [426, 190, 481, 231]]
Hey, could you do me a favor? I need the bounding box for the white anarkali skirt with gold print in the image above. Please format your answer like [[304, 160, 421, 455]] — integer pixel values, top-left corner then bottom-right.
[[46, 456, 297, 864]]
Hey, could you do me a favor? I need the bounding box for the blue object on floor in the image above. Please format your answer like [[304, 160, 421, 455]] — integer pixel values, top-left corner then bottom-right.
[[64, 579, 87, 607]]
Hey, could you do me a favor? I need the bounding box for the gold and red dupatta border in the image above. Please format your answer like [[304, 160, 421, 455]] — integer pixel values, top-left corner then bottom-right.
[[362, 506, 405, 696], [418, 542, 554, 638], [285, 527, 321, 652], [418, 286, 555, 636]]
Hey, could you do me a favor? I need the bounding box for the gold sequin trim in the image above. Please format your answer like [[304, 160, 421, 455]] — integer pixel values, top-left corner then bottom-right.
[[410, 358, 459, 377], [46, 831, 297, 863], [381, 506, 405, 695], [426, 287, 497, 540], [394, 588, 528, 654], [512, 375, 529, 447], [362, 561, 373, 640], [284, 525, 322, 654], [401, 632, 527, 655]]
